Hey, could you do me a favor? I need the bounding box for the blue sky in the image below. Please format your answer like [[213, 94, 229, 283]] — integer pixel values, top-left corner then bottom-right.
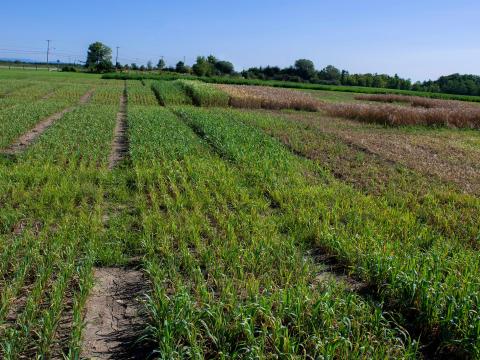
[[1, 0, 478, 81]]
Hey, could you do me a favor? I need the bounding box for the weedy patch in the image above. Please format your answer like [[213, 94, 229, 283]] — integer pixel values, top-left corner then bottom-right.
[[355, 93, 480, 109], [323, 101, 480, 128], [217, 83, 322, 111]]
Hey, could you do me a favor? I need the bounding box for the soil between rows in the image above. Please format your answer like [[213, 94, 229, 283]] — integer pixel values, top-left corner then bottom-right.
[[108, 83, 129, 169], [80, 267, 151, 360]]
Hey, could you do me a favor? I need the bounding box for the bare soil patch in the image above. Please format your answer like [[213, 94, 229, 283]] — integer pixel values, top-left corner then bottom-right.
[[309, 249, 368, 293], [1, 88, 95, 155], [108, 85, 128, 169], [81, 267, 151, 360]]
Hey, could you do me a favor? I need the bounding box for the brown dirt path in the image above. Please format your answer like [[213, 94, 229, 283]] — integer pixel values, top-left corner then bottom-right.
[[1, 88, 95, 155], [81, 267, 150, 360], [108, 83, 128, 169]]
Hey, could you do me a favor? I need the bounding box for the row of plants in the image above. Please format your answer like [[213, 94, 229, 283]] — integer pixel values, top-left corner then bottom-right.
[[127, 105, 418, 358], [102, 72, 480, 103], [127, 80, 159, 106], [177, 80, 230, 107], [151, 80, 193, 106], [323, 101, 480, 129], [243, 110, 480, 251], [174, 106, 480, 357], [0, 100, 118, 358]]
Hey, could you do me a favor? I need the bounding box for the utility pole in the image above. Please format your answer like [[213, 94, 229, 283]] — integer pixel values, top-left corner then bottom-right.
[[115, 46, 120, 67], [46, 40, 51, 68]]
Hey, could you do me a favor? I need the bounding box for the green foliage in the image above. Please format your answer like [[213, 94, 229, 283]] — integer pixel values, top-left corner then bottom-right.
[[215, 60, 234, 75], [0, 89, 118, 357], [157, 58, 166, 70], [294, 59, 316, 80], [2, 71, 479, 358], [176, 107, 480, 357], [151, 80, 193, 106], [318, 65, 342, 83], [192, 56, 214, 77], [127, 105, 418, 358], [192, 56, 235, 77], [61, 66, 77, 72], [85, 42, 113, 73], [175, 61, 189, 74], [178, 80, 229, 107], [423, 73, 480, 96], [127, 81, 158, 106]]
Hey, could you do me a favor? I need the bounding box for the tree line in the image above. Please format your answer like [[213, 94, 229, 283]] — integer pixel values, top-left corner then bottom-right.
[[85, 42, 480, 97]]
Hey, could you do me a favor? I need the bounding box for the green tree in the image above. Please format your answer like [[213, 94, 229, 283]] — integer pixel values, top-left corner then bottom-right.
[[176, 61, 189, 73], [192, 56, 214, 76], [294, 59, 316, 80], [215, 61, 234, 75], [157, 58, 166, 70], [207, 55, 218, 64], [86, 42, 113, 72], [147, 61, 153, 71], [318, 65, 341, 82]]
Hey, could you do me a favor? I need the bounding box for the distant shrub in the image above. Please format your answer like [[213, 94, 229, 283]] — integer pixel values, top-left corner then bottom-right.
[[61, 66, 77, 72]]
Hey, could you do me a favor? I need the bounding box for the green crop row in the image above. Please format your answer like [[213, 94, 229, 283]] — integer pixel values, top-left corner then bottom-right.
[[0, 100, 118, 358], [0, 82, 62, 106], [0, 100, 69, 148], [0, 80, 35, 97], [127, 106, 418, 358], [178, 80, 230, 107], [22, 104, 117, 166], [243, 110, 480, 248], [90, 82, 124, 105], [175, 107, 480, 357], [150, 80, 193, 106], [127, 80, 158, 106]]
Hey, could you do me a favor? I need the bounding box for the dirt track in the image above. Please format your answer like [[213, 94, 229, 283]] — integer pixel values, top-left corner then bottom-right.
[[108, 83, 128, 169]]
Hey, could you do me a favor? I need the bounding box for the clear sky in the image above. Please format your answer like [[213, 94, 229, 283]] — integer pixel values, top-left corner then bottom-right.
[[1, 0, 478, 81]]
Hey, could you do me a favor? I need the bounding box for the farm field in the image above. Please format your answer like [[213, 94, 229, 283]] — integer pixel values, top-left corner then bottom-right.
[[0, 69, 479, 359]]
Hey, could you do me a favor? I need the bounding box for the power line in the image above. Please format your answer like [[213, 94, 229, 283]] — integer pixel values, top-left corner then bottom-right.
[[0, 45, 169, 66], [46, 40, 51, 66]]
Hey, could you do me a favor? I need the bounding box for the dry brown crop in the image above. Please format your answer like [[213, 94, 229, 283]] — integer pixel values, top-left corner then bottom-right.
[[354, 94, 479, 110], [215, 84, 322, 111], [323, 102, 480, 128]]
